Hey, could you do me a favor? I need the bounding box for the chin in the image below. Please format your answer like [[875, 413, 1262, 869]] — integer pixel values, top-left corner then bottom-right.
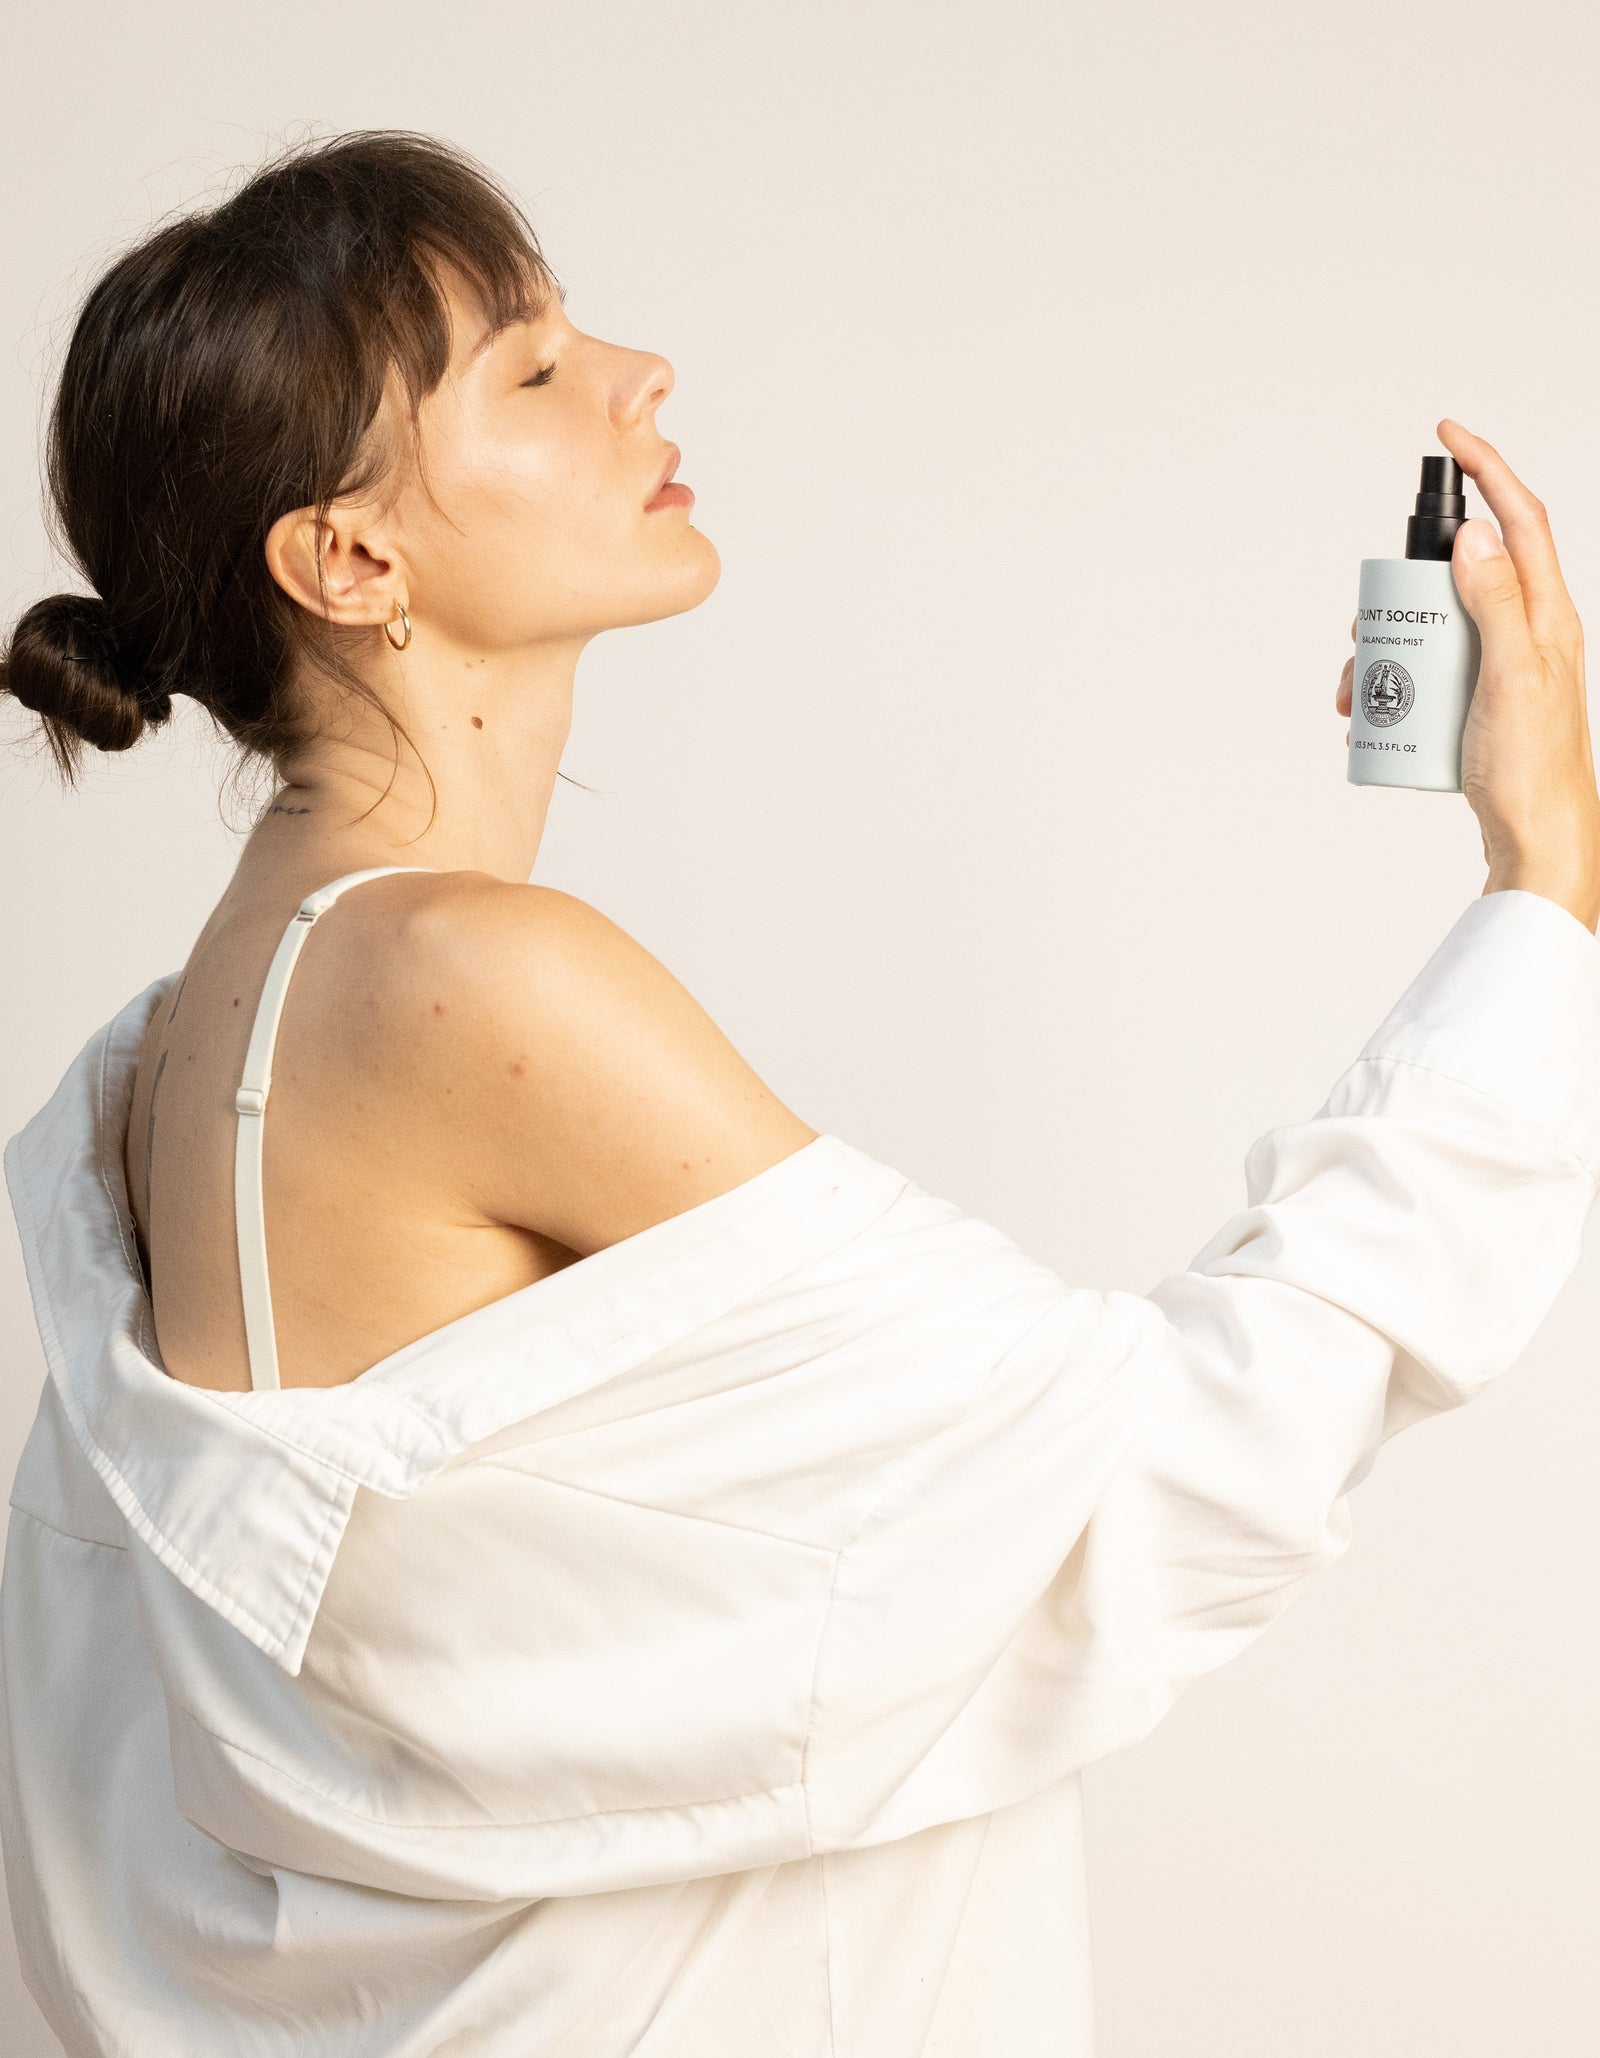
[[599, 525, 719, 630], [687, 527, 720, 591], [659, 530, 722, 615]]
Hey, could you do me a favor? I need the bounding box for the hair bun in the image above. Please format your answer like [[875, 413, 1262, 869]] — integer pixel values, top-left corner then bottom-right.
[[0, 591, 171, 760]]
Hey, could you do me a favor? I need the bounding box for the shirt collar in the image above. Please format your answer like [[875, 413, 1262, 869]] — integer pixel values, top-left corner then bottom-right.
[[4, 974, 908, 1675]]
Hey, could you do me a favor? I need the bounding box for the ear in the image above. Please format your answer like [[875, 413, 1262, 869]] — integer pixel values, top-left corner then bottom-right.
[[264, 498, 405, 627]]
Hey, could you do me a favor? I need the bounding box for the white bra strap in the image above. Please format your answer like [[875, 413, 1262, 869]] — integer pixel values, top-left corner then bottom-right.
[[233, 866, 438, 1392]]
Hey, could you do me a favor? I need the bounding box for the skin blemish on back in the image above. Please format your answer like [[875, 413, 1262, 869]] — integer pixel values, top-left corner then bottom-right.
[[471, 715, 484, 729], [510, 1055, 529, 1076], [232, 997, 240, 1007], [432, 1000, 447, 1015]]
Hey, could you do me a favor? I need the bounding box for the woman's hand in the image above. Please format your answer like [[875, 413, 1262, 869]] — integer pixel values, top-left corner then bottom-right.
[[1337, 421, 1600, 934]]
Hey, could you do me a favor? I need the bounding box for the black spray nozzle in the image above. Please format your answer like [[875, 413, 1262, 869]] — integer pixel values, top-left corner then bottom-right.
[[1405, 453, 1467, 560]]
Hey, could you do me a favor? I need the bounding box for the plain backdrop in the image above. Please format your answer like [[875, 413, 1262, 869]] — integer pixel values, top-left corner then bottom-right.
[[3, 1, 1599, 2050]]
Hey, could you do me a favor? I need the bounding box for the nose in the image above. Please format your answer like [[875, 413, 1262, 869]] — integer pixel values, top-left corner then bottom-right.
[[616, 348, 673, 426]]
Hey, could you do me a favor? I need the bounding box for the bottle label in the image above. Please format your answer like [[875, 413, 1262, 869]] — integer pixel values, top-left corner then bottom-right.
[[1348, 559, 1480, 792]]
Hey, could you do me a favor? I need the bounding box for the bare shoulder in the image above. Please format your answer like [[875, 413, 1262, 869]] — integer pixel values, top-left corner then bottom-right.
[[370, 871, 818, 1251]]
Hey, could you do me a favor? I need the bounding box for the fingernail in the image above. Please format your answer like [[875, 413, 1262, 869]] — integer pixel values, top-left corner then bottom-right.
[[1457, 519, 1505, 562]]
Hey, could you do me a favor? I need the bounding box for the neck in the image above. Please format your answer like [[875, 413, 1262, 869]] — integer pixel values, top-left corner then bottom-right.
[[254, 635, 585, 883]]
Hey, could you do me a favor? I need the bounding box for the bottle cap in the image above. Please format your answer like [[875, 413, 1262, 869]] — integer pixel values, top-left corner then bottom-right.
[[1405, 454, 1467, 560]]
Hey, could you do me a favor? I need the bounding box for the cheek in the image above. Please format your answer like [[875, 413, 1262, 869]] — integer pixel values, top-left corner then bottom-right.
[[408, 429, 650, 638], [480, 425, 632, 569]]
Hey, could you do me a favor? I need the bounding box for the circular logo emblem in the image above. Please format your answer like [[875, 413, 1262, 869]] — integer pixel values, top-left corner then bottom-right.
[[1361, 659, 1414, 727]]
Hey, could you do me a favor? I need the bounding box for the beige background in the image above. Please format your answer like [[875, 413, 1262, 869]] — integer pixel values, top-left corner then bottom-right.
[[4, 0, 1599, 2049]]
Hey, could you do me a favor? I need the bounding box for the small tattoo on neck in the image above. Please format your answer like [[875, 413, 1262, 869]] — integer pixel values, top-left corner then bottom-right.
[[268, 802, 313, 816]]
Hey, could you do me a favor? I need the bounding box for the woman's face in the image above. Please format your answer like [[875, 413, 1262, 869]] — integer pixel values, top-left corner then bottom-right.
[[366, 265, 719, 655]]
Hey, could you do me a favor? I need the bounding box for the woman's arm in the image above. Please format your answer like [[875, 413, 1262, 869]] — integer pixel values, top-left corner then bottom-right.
[[804, 425, 1600, 1841]]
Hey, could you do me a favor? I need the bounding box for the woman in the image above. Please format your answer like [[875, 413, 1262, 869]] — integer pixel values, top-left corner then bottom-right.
[[1, 129, 1597, 2058]]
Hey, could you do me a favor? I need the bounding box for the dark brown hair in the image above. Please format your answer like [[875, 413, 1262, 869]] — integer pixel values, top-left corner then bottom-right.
[[0, 129, 561, 790]]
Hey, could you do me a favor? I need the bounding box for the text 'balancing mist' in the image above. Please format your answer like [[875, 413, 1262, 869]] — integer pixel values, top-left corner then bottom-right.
[[1349, 454, 1481, 792]]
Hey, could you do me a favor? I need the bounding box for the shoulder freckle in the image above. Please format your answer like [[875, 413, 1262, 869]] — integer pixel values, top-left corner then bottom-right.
[[510, 1055, 529, 1076], [432, 1000, 447, 1015]]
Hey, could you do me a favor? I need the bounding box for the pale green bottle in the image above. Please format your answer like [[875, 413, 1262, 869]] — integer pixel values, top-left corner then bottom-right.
[[1349, 455, 1481, 792]]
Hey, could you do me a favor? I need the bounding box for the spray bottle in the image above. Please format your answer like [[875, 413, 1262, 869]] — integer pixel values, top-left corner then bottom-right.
[[1348, 455, 1481, 791]]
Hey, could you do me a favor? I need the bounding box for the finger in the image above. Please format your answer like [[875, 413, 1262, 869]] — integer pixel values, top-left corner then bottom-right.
[[1436, 420, 1579, 642], [1350, 613, 1357, 645], [1451, 515, 1539, 674], [1338, 655, 1352, 715]]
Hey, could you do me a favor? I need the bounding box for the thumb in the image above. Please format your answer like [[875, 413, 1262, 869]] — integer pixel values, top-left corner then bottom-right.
[[1451, 517, 1531, 660]]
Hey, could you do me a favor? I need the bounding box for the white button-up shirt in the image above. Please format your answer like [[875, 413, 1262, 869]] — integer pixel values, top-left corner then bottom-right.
[[3, 888, 1599, 2057]]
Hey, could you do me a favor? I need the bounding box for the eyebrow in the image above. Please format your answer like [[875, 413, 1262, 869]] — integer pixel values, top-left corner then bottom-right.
[[466, 280, 568, 366]]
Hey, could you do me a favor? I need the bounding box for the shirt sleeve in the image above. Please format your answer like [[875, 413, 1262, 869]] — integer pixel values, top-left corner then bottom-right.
[[803, 887, 1600, 1849]]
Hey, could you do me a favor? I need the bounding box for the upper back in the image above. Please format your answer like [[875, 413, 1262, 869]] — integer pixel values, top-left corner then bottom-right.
[[123, 864, 816, 1392]]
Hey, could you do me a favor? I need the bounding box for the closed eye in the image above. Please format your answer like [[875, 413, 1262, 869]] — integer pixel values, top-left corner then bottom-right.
[[520, 361, 557, 389]]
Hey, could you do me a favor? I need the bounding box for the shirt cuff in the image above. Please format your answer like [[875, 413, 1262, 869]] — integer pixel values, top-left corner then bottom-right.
[[1347, 887, 1600, 1179]]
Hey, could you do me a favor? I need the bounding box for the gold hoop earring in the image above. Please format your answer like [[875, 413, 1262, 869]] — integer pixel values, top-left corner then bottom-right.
[[384, 601, 412, 651]]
